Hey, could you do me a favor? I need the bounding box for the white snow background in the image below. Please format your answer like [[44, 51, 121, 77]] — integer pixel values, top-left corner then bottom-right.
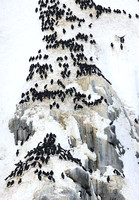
[[0, 0, 139, 199]]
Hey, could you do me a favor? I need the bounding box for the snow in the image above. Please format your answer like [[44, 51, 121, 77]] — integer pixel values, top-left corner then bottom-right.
[[0, 0, 139, 199], [114, 112, 139, 199]]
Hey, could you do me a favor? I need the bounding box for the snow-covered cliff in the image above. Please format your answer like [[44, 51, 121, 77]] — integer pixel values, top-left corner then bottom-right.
[[0, 0, 139, 200]]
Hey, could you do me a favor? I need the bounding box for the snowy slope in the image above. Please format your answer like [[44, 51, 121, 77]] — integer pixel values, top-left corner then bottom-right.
[[90, 0, 139, 116], [0, 0, 139, 199]]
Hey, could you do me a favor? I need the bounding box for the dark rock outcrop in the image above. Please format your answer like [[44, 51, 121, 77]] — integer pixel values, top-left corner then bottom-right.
[[9, 116, 34, 145], [65, 167, 93, 196]]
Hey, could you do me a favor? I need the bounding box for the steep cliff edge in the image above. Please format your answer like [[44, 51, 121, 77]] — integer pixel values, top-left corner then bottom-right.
[[7, 73, 131, 200], [1, 0, 139, 200]]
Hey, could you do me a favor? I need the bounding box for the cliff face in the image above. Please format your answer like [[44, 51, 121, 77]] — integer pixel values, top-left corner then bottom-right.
[[8, 74, 129, 200], [2, 0, 139, 200]]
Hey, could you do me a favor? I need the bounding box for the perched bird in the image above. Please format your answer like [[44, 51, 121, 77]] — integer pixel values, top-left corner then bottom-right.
[[107, 176, 110, 183], [63, 28, 66, 34], [71, 24, 74, 30], [111, 43, 114, 48], [120, 43, 123, 50], [16, 149, 19, 157], [18, 178, 22, 184], [135, 118, 138, 124], [61, 172, 65, 179]]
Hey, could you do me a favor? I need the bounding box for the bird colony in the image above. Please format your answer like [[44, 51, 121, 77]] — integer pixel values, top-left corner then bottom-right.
[[4, 0, 139, 200]]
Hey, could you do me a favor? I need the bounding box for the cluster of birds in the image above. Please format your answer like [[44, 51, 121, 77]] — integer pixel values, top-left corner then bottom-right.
[[17, 0, 135, 147], [74, 0, 139, 51], [5, 130, 125, 188], [26, 61, 53, 81], [76, 32, 93, 42], [19, 81, 109, 112], [106, 168, 125, 184], [113, 168, 125, 178], [6, 0, 132, 192], [36, 0, 86, 32], [5, 133, 86, 188], [19, 0, 139, 112], [111, 35, 126, 50], [75, 0, 139, 20]]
